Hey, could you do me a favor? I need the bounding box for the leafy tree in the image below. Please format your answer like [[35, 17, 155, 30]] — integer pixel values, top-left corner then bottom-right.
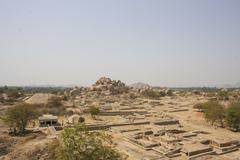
[[206, 92, 216, 97], [47, 96, 62, 107], [88, 105, 100, 118], [55, 125, 127, 160], [218, 90, 229, 100], [226, 102, 240, 131], [6, 90, 21, 99], [4, 103, 39, 135], [3, 85, 8, 91], [141, 89, 164, 99], [203, 101, 226, 127], [193, 103, 205, 112]]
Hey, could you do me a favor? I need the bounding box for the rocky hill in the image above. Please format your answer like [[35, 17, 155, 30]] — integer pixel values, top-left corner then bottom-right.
[[90, 77, 128, 94]]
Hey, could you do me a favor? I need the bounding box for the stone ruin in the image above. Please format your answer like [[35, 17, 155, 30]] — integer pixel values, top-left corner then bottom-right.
[[119, 118, 240, 159], [210, 138, 239, 154]]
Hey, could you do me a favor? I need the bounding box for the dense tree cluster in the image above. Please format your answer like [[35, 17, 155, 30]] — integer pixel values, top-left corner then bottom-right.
[[0, 86, 23, 104], [226, 102, 240, 131], [196, 101, 240, 131], [141, 89, 165, 99]]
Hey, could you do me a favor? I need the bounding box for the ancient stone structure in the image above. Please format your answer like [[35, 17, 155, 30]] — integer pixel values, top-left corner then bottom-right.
[[38, 114, 58, 127]]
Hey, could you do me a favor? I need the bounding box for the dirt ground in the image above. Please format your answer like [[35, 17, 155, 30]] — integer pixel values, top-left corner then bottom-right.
[[24, 94, 53, 105], [0, 130, 56, 160]]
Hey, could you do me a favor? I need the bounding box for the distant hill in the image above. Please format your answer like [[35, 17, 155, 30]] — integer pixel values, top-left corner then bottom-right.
[[233, 82, 240, 88], [129, 82, 151, 89], [219, 82, 240, 88]]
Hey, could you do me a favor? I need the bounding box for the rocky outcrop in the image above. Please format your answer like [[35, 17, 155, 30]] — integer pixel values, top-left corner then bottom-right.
[[91, 77, 128, 94]]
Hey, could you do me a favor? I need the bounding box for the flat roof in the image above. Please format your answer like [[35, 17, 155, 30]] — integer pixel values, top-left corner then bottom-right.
[[39, 114, 58, 121]]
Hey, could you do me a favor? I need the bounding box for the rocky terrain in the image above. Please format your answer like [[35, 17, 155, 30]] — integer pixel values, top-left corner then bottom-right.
[[90, 77, 128, 94], [1, 77, 240, 160]]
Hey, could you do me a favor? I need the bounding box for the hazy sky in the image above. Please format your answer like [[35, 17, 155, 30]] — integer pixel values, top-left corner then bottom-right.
[[1, 0, 240, 87]]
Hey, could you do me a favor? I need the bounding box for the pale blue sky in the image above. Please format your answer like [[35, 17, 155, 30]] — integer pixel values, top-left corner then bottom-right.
[[0, 0, 240, 87]]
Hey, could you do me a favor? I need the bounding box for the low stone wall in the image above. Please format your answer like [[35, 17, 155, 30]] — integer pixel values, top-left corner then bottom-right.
[[87, 121, 150, 130], [153, 119, 179, 126], [98, 110, 148, 116]]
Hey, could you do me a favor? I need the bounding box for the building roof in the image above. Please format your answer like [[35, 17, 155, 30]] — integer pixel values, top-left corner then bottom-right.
[[39, 114, 58, 121]]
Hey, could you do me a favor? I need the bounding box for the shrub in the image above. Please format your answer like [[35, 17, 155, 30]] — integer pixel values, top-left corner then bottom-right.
[[141, 89, 163, 99], [218, 90, 229, 100], [226, 102, 240, 131], [55, 125, 127, 160], [203, 101, 226, 127], [6, 90, 21, 99], [47, 96, 62, 108], [193, 103, 205, 112], [88, 105, 100, 118]]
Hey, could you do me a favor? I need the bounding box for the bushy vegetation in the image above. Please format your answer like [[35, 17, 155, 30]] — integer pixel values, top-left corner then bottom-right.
[[141, 89, 165, 99], [226, 102, 240, 131], [196, 101, 240, 131], [23, 87, 69, 94], [203, 101, 226, 127], [55, 125, 127, 160], [217, 90, 229, 100], [193, 103, 206, 111], [206, 92, 216, 97], [110, 87, 129, 95], [0, 86, 24, 105], [87, 105, 100, 118], [46, 96, 63, 108], [3, 103, 39, 135], [40, 106, 67, 116]]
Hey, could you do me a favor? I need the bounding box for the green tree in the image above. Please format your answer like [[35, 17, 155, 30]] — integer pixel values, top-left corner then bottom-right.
[[47, 96, 62, 107], [7, 90, 21, 99], [4, 103, 39, 135], [226, 102, 240, 131], [55, 125, 126, 160], [141, 89, 164, 99], [3, 85, 8, 91], [203, 101, 226, 127], [193, 103, 205, 112], [218, 90, 229, 100], [88, 105, 100, 118]]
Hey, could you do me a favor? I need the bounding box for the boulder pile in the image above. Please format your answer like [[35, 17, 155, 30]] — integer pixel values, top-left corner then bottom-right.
[[91, 77, 128, 94]]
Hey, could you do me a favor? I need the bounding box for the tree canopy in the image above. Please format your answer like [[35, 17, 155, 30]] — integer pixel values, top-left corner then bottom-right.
[[141, 89, 165, 99], [226, 102, 240, 131], [47, 96, 62, 108], [203, 101, 226, 127], [55, 125, 126, 160], [4, 103, 39, 135], [193, 103, 205, 112], [88, 105, 100, 118]]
